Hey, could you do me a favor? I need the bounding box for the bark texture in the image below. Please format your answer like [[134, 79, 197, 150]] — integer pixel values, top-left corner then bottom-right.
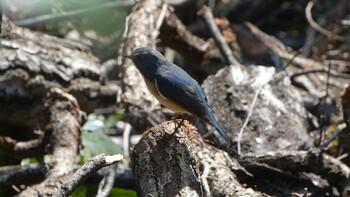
[[132, 121, 203, 197], [0, 18, 119, 129], [132, 121, 266, 197]]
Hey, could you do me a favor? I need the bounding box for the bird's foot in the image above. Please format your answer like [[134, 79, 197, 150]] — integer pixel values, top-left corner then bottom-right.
[[170, 114, 203, 147], [172, 113, 189, 133], [171, 119, 190, 140], [171, 115, 202, 145]]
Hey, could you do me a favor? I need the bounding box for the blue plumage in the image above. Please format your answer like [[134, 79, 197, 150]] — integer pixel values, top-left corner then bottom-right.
[[124, 47, 229, 141]]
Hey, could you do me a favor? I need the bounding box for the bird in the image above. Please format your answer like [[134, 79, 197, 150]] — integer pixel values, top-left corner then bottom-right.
[[123, 47, 229, 141]]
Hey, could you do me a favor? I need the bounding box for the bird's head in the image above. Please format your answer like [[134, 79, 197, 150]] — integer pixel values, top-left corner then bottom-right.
[[123, 47, 166, 75]]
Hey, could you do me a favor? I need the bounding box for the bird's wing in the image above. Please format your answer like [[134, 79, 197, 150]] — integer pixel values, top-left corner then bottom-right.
[[154, 69, 207, 117], [155, 65, 230, 141]]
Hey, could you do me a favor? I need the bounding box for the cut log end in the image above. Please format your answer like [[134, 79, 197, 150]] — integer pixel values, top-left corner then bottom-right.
[[131, 120, 203, 197]]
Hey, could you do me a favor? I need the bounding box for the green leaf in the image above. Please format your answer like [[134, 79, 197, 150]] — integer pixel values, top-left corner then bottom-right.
[[81, 131, 123, 159], [104, 113, 125, 129], [72, 185, 87, 197], [21, 157, 39, 165], [110, 187, 137, 197]]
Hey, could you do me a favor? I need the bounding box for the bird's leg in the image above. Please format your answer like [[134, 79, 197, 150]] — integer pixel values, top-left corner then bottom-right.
[[171, 114, 198, 143], [177, 114, 188, 128], [171, 113, 182, 122], [171, 115, 204, 146], [171, 113, 181, 133], [172, 113, 189, 137], [173, 114, 200, 143], [171, 112, 185, 127]]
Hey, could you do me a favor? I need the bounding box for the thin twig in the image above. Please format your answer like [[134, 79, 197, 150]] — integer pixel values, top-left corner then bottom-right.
[[235, 29, 315, 154], [303, 188, 309, 197], [235, 34, 300, 155], [123, 123, 132, 157], [290, 67, 350, 80], [96, 165, 117, 197], [302, 26, 318, 57], [198, 5, 240, 66], [236, 44, 306, 155], [320, 123, 347, 149], [336, 153, 348, 161], [324, 61, 332, 100], [200, 161, 211, 196], [53, 154, 123, 197], [317, 61, 332, 146], [237, 84, 264, 155], [152, 3, 168, 41], [305, 1, 345, 41], [118, 15, 130, 65], [0, 0, 2, 36]]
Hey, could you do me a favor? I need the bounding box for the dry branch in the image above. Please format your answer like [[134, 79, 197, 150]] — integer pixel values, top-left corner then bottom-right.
[[131, 120, 266, 196], [96, 164, 117, 197], [240, 149, 350, 194], [342, 85, 350, 129], [0, 163, 134, 195], [0, 131, 48, 159], [0, 164, 47, 195], [198, 6, 239, 66], [54, 154, 123, 197], [159, 10, 208, 63], [19, 88, 85, 196]]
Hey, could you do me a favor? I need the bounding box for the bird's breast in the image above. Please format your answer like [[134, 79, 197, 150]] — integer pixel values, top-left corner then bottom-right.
[[144, 79, 188, 113]]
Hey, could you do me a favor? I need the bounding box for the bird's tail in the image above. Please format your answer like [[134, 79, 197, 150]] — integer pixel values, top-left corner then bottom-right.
[[207, 112, 229, 142]]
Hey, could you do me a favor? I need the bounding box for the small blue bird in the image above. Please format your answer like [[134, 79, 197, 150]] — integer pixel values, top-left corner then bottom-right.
[[124, 47, 229, 141]]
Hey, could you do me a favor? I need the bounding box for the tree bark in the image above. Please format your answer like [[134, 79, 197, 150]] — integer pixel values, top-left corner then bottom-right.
[[131, 120, 267, 196]]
